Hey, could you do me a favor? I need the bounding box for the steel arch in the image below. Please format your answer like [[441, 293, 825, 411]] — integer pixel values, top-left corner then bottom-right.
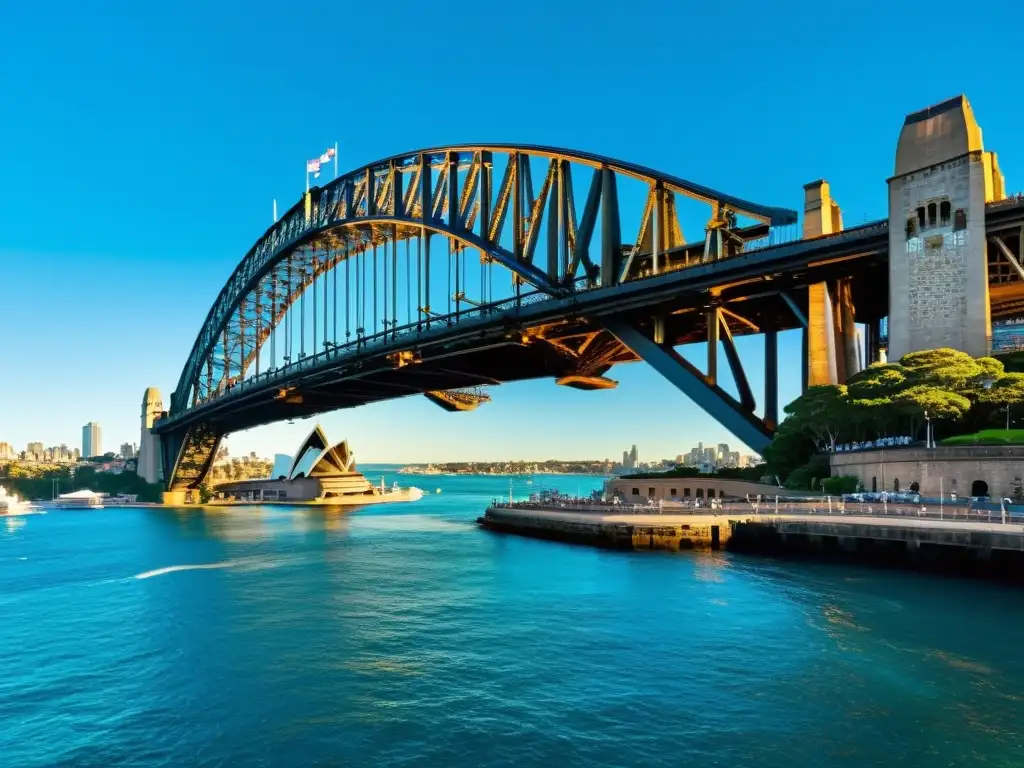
[[170, 145, 797, 416]]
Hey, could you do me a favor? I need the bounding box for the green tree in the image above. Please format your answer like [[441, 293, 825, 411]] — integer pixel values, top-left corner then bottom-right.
[[973, 356, 1006, 383], [74, 465, 98, 489], [762, 418, 816, 483], [975, 372, 1024, 427], [892, 385, 971, 440], [899, 348, 985, 390], [847, 362, 909, 399], [785, 454, 831, 491], [782, 384, 849, 450]]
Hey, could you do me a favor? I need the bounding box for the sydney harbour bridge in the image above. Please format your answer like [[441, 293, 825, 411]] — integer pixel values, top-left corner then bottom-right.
[[149, 99, 1024, 497]]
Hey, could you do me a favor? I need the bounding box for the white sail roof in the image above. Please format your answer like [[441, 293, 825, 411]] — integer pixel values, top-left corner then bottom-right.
[[286, 424, 356, 479]]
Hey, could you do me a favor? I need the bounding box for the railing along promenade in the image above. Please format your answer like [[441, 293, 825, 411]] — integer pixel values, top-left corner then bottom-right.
[[491, 498, 1024, 526]]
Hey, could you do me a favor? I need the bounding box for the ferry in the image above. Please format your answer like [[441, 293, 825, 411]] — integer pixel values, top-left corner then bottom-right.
[[0, 485, 37, 515], [52, 490, 105, 509]]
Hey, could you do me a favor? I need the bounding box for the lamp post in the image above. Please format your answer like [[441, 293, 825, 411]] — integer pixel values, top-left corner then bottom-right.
[[924, 410, 933, 449]]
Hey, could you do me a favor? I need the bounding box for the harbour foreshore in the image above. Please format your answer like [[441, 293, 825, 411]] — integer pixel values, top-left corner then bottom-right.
[[479, 502, 1024, 581]]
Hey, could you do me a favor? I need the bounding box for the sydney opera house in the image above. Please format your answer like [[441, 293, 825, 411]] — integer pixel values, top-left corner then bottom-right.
[[212, 425, 420, 505]]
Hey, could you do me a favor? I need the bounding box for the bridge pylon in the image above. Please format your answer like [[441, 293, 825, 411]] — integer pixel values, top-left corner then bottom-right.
[[887, 95, 1005, 360], [160, 421, 223, 501]]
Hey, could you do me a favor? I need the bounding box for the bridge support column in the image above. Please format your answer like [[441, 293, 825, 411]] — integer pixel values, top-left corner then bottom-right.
[[807, 280, 862, 386], [867, 319, 887, 364], [161, 421, 223, 498], [138, 387, 165, 485], [603, 318, 772, 453], [802, 180, 850, 386], [765, 330, 778, 429], [837, 279, 862, 380], [807, 282, 839, 386], [162, 490, 187, 506], [888, 96, 1000, 360]]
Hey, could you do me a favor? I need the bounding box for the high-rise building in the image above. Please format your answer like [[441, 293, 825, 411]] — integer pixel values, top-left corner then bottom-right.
[[82, 422, 102, 458], [27, 441, 43, 455], [120, 442, 137, 459], [0, 442, 14, 460]]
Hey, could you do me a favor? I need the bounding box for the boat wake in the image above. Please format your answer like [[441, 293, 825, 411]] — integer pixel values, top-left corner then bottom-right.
[[135, 562, 235, 579], [134, 555, 292, 580]]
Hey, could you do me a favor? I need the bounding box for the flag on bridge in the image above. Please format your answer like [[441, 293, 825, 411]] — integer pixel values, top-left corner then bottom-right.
[[306, 144, 338, 192]]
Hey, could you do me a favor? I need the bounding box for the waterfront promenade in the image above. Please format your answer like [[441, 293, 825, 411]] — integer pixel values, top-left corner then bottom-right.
[[480, 499, 1024, 577]]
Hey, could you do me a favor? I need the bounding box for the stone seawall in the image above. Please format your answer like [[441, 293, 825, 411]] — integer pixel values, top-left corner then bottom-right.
[[479, 507, 730, 551], [729, 517, 1024, 582], [480, 504, 1024, 582]]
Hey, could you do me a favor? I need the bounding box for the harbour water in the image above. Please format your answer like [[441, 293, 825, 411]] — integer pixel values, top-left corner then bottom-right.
[[3, 469, 1024, 766]]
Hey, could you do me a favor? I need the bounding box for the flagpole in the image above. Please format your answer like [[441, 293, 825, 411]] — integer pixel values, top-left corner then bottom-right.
[[334, 141, 339, 179]]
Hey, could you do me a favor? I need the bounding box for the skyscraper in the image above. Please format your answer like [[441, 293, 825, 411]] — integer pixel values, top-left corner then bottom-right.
[[82, 422, 102, 458]]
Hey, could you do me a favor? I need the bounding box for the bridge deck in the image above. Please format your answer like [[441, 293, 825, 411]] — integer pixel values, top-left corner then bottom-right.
[[157, 220, 893, 435]]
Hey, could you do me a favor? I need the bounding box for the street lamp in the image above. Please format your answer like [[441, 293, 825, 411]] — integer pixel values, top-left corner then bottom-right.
[[924, 409, 933, 449]]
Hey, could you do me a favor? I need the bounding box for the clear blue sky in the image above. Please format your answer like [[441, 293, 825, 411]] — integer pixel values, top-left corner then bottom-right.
[[1, 0, 1021, 463]]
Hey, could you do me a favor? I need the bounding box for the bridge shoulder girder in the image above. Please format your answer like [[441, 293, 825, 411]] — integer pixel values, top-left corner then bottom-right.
[[603, 318, 773, 454]]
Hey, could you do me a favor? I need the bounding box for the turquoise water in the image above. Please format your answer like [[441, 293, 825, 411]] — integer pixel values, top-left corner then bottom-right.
[[3, 469, 1024, 767]]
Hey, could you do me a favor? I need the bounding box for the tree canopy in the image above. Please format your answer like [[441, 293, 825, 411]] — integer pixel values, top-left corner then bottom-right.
[[764, 347, 1024, 488]]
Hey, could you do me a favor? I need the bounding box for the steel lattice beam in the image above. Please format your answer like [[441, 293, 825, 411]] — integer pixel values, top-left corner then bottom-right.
[[171, 144, 797, 417], [603, 318, 773, 453]]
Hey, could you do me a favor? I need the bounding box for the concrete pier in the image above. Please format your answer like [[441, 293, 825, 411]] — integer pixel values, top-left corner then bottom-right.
[[479, 504, 1024, 581], [481, 505, 731, 551]]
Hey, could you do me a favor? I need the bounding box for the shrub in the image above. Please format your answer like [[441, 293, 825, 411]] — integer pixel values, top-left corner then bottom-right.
[[821, 475, 860, 495]]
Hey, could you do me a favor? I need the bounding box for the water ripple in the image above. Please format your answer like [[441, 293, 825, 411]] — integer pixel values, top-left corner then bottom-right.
[[2, 471, 1024, 766]]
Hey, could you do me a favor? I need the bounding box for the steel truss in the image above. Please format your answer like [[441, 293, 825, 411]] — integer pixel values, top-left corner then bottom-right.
[[172, 145, 797, 418], [988, 220, 1024, 318]]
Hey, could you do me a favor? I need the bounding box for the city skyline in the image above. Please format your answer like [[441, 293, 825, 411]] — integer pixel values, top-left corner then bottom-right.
[[1, 2, 1021, 462]]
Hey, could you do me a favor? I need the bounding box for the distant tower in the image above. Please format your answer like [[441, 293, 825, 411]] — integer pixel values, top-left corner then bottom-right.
[[888, 95, 1005, 360], [82, 422, 102, 458], [137, 387, 164, 485]]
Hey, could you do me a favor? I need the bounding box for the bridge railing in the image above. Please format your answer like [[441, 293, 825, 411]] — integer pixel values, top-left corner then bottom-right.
[[205, 277, 590, 406], [489, 498, 1024, 525]]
